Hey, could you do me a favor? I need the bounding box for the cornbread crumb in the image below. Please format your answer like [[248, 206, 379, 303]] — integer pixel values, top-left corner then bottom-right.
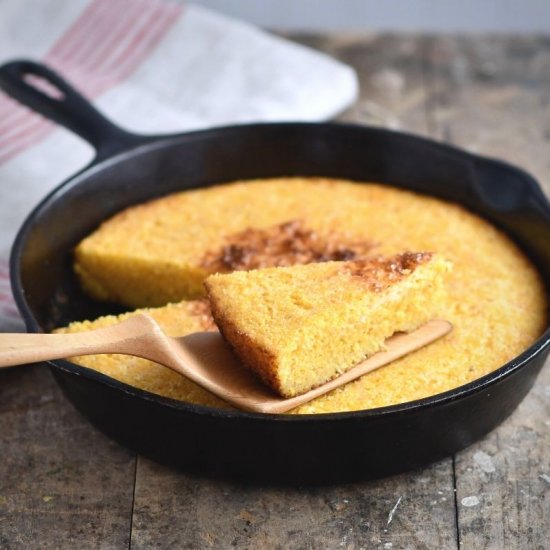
[[205, 254, 450, 398], [61, 178, 548, 413], [55, 300, 229, 409]]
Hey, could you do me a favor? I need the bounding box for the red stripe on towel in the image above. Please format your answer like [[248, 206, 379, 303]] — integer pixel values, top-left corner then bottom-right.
[[0, 0, 183, 165], [0, 260, 18, 319]]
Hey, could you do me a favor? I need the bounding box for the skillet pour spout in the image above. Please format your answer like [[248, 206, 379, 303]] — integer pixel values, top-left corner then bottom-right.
[[1, 59, 550, 484]]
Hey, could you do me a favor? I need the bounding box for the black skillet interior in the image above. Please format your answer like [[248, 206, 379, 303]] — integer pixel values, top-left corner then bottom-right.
[[2, 60, 550, 484]]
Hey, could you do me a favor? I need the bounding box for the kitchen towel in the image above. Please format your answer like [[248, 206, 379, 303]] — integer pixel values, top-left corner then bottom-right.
[[0, 0, 358, 331]]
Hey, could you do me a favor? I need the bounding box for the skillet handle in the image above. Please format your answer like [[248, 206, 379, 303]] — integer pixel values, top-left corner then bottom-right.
[[0, 59, 150, 160]]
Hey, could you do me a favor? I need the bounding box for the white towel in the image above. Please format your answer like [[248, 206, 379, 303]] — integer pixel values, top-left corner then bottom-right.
[[0, 0, 358, 330]]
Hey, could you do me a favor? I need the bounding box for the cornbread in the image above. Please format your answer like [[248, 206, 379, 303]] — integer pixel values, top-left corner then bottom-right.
[[74, 182, 378, 307], [56, 300, 229, 409], [205, 253, 451, 397], [59, 178, 548, 414]]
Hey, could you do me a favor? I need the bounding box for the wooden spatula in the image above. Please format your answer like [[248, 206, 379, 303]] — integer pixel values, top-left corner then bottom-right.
[[0, 315, 451, 413]]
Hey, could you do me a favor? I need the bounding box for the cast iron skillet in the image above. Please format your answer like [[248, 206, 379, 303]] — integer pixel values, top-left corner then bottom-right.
[[1, 60, 549, 485]]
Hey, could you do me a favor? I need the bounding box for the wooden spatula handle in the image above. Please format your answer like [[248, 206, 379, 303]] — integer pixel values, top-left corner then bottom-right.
[[0, 315, 157, 368]]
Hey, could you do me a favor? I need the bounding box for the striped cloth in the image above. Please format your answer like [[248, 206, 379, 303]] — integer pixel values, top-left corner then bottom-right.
[[0, 0, 183, 165], [0, 0, 357, 331]]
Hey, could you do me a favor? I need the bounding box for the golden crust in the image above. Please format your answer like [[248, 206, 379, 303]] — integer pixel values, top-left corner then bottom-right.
[[340, 252, 433, 292]]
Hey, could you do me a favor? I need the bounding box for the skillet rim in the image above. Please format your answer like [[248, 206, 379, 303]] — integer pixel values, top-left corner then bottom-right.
[[9, 121, 550, 423]]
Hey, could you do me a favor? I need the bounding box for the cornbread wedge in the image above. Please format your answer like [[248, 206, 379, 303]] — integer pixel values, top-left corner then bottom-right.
[[205, 253, 452, 398]]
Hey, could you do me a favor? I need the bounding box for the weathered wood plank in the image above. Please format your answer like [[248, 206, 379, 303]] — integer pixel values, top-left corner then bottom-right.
[[453, 370, 550, 550], [425, 35, 550, 187], [131, 456, 456, 550], [293, 33, 433, 134], [130, 34, 458, 550], [425, 35, 550, 549], [0, 365, 136, 549]]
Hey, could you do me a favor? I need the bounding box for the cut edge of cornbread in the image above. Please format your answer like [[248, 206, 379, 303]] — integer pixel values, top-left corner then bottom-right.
[[71, 179, 380, 309], [205, 253, 452, 398], [74, 249, 208, 307]]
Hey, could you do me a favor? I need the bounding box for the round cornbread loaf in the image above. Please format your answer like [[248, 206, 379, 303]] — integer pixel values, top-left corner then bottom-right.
[[62, 178, 547, 414]]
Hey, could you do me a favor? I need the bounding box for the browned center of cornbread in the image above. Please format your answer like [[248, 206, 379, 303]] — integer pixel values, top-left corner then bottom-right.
[[342, 252, 433, 292], [200, 219, 375, 272]]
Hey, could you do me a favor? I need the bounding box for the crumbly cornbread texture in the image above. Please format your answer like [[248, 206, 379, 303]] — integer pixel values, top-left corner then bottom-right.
[[74, 183, 378, 307], [61, 178, 548, 414], [205, 254, 451, 397], [56, 300, 229, 409]]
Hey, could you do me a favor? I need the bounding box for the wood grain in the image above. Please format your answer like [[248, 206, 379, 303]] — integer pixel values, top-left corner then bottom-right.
[[0, 366, 136, 549], [425, 35, 550, 550], [130, 455, 457, 550], [0, 315, 451, 414]]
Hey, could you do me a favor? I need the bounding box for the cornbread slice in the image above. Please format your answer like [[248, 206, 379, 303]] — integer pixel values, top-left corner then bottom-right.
[[205, 252, 452, 398]]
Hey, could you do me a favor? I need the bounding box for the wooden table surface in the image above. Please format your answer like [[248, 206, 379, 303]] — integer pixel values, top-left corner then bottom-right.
[[1, 34, 549, 550]]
